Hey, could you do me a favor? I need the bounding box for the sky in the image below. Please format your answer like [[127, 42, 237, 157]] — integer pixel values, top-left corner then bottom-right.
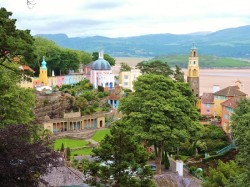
[[1, 0, 250, 38]]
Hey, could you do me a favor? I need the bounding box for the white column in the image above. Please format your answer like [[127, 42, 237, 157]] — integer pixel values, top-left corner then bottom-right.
[[176, 160, 183, 176]]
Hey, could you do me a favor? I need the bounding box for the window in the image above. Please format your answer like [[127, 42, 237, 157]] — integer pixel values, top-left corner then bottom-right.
[[215, 95, 218, 99], [207, 109, 210, 112], [124, 75, 129, 79], [124, 82, 128, 86], [205, 104, 211, 108], [226, 107, 233, 113], [224, 114, 228, 119], [193, 61, 196, 65]]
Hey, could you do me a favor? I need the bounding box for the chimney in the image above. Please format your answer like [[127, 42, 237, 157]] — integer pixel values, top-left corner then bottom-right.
[[213, 85, 220, 93], [235, 80, 242, 90]]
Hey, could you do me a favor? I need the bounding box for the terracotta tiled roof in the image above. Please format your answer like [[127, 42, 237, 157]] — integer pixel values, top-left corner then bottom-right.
[[201, 93, 214, 104], [221, 97, 240, 108], [19, 65, 35, 73], [109, 93, 120, 100], [214, 86, 247, 97]]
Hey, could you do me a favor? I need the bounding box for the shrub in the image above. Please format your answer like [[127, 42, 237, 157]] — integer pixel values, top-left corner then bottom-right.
[[97, 86, 104, 92], [93, 101, 99, 108], [97, 92, 104, 98], [65, 147, 71, 161], [60, 143, 65, 152], [43, 99, 49, 105]]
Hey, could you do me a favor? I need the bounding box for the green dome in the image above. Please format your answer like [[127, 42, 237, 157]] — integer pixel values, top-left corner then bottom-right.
[[41, 56, 47, 69]]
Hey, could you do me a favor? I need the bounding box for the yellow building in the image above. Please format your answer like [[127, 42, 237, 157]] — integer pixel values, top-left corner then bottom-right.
[[213, 85, 247, 117], [39, 56, 48, 86], [43, 111, 106, 133], [187, 44, 200, 97], [119, 68, 141, 91]]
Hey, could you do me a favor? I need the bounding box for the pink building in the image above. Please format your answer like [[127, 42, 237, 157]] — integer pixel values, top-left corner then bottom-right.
[[90, 51, 115, 89], [200, 93, 214, 117], [221, 97, 240, 133]]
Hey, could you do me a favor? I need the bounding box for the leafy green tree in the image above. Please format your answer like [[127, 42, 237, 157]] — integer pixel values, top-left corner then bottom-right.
[[230, 98, 250, 187], [75, 50, 92, 65], [119, 74, 200, 174], [120, 62, 131, 71], [92, 51, 116, 66], [0, 124, 60, 187], [92, 120, 155, 187], [203, 160, 242, 187], [173, 65, 185, 82], [0, 8, 35, 72], [0, 65, 35, 127], [74, 96, 88, 110], [136, 60, 173, 76]]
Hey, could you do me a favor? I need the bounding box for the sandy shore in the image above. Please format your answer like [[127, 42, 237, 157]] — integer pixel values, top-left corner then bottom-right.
[[194, 69, 250, 96]]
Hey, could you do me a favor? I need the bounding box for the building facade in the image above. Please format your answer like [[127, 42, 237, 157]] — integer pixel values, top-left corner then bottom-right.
[[200, 93, 214, 117], [213, 85, 247, 117], [20, 57, 85, 89], [119, 68, 141, 91], [43, 111, 106, 133]]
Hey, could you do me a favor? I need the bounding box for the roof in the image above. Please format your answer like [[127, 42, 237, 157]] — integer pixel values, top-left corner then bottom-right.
[[201, 93, 214, 104], [84, 62, 94, 68], [91, 58, 111, 70], [221, 97, 240, 108], [109, 93, 119, 100], [19, 65, 35, 73], [214, 85, 247, 97], [91, 50, 111, 70]]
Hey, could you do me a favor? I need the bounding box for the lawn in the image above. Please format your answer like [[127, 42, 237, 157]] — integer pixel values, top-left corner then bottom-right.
[[54, 138, 88, 150], [71, 147, 93, 156], [91, 128, 110, 142]]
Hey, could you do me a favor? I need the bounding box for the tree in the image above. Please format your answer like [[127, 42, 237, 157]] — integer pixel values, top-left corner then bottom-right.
[[60, 143, 65, 152], [92, 51, 116, 66], [173, 65, 185, 82], [0, 8, 35, 72], [120, 62, 131, 71], [92, 120, 155, 187], [136, 60, 173, 76], [119, 74, 200, 174], [0, 65, 35, 127], [203, 160, 243, 187], [230, 98, 250, 186], [0, 124, 60, 187], [65, 147, 71, 161]]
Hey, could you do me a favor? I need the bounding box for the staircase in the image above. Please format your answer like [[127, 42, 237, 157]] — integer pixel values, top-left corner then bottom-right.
[[216, 143, 236, 155]]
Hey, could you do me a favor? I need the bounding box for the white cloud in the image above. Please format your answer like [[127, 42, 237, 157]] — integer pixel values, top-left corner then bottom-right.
[[1, 0, 250, 37]]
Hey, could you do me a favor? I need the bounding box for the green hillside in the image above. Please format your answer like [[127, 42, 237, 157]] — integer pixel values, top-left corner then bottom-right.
[[147, 55, 250, 68]]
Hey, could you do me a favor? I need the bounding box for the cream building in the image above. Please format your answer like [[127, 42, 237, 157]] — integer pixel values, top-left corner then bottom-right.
[[119, 68, 141, 91]]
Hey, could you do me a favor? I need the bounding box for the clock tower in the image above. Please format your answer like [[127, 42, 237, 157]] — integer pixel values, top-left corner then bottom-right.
[[187, 44, 199, 97]]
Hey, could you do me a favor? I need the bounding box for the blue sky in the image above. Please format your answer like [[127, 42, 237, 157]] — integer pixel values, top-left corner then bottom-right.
[[1, 0, 250, 37]]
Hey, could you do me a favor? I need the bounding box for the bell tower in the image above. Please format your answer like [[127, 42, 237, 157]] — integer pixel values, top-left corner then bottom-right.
[[39, 56, 48, 86], [187, 43, 199, 97]]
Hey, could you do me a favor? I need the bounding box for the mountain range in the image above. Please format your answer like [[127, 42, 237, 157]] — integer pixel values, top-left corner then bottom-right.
[[36, 25, 250, 58]]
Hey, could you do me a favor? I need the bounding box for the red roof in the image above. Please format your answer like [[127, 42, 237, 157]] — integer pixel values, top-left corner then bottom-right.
[[214, 85, 247, 97], [221, 97, 240, 108], [20, 65, 35, 73], [201, 93, 214, 104]]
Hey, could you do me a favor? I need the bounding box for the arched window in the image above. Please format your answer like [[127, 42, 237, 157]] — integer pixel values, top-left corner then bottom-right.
[[192, 69, 198, 76]]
